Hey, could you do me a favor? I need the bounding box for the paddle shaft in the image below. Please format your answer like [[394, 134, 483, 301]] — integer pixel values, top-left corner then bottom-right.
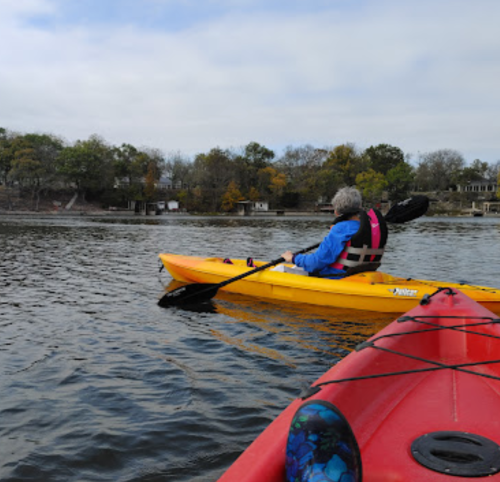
[[158, 242, 320, 306], [217, 242, 320, 289]]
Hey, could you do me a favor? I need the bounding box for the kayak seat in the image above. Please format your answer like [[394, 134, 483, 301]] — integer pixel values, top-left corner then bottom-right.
[[285, 400, 362, 482], [223, 258, 233, 264]]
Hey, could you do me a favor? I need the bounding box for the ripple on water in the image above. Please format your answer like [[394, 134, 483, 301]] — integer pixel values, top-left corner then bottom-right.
[[1, 214, 499, 481]]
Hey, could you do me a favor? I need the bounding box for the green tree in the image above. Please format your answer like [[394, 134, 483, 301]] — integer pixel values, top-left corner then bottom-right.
[[365, 144, 405, 175], [113, 144, 142, 181], [386, 161, 415, 202], [192, 148, 235, 211], [111, 144, 165, 203], [233, 142, 275, 197], [316, 167, 344, 202], [57, 135, 114, 200], [0, 129, 17, 185], [24, 133, 64, 193], [111, 143, 145, 204], [9, 148, 44, 209], [177, 189, 188, 209], [355, 169, 388, 205], [2, 133, 63, 209], [244, 141, 275, 169]]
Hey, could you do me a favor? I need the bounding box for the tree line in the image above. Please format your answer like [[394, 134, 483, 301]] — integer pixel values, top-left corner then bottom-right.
[[0, 126, 499, 212]]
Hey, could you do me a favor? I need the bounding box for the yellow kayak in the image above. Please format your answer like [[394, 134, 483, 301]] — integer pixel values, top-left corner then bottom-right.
[[158, 253, 500, 314]]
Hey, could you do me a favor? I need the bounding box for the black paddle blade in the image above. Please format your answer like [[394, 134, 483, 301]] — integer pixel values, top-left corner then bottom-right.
[[158, 283, 220, 307], [384, 195, 429, 224]]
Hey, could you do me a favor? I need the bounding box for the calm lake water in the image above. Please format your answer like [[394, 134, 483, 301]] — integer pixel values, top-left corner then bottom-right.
[[1, 213, 500, 482]]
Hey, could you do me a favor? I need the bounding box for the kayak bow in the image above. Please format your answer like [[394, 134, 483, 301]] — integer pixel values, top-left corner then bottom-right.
[[217, 288, 500, 481]]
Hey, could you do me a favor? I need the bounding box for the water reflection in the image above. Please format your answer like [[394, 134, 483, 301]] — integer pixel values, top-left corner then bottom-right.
[[163, 279, 393, 359], [214, 291, 392, 356]]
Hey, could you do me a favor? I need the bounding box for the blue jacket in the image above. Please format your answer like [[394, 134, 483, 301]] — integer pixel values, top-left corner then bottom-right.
[[293, 220, 360, 278]]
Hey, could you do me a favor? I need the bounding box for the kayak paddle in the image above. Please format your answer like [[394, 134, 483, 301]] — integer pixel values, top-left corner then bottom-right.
[[158, 242, 321, 307], [158, 195, 429, 307], [384, 195, 429, 224]]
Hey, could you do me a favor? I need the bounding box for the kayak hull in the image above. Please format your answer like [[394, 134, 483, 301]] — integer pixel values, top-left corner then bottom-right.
[[217, 289, 500, 481], [159, 253, 500, 314]]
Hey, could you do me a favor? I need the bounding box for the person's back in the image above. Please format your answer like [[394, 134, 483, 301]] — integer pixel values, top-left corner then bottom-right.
[[281, 187, 387, 278], [293, 218, 360, 278]]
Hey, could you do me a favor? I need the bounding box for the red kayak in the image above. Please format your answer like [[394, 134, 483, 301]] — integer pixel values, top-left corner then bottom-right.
[[217, 288, 500, 481]]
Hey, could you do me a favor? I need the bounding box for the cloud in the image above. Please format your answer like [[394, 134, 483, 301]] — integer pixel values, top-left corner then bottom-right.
[[0, 0, 499, 162]]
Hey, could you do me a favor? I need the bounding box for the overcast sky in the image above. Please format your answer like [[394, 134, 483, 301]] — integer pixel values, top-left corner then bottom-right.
[[1, 0, 499, 164]]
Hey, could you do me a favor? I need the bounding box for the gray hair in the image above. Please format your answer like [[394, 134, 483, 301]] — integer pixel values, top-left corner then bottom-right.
[[332, 187, 362, 214]]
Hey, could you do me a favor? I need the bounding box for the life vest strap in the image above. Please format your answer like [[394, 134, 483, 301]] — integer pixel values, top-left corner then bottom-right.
[[335, 244, 386, 268], [344, 246, 385, 256]]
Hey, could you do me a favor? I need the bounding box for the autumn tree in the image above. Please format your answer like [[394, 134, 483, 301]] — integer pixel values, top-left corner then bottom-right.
[[221, 181, 244, 212], [324, 144, 368, 186], [142, 147, 166, 179], [256, 166, 286, 206], [189, 186, 205, 212], [248, 186, 260, 201], [144, 162, 158, 201]]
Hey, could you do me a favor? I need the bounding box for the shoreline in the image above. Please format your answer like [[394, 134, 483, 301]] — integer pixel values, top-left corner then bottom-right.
[[1, 209, 499, 218]]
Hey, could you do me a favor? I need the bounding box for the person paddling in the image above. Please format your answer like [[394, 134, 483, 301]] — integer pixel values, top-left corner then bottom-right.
[[281, 186, 387, 278]]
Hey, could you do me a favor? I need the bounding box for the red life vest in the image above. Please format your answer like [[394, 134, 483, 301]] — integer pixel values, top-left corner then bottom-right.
[[330, 208, 388, 272]]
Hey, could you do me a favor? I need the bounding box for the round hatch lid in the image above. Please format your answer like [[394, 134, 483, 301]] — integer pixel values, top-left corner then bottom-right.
[[411, 431, 500, 477]]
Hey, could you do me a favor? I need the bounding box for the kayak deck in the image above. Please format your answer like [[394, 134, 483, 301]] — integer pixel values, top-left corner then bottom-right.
[[159, 253, 500, 314], [217, 289, 500, 481]]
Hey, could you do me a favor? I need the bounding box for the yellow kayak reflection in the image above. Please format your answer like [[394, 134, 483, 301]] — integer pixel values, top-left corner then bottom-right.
[[164, 280, 394, 365]]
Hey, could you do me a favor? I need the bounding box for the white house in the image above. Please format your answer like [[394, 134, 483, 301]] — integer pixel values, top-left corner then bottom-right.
[[253, 201, 269, 212], [167, 200, 179, 211], [236, 201, 269, 216], [457, 179, 498, 193]]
